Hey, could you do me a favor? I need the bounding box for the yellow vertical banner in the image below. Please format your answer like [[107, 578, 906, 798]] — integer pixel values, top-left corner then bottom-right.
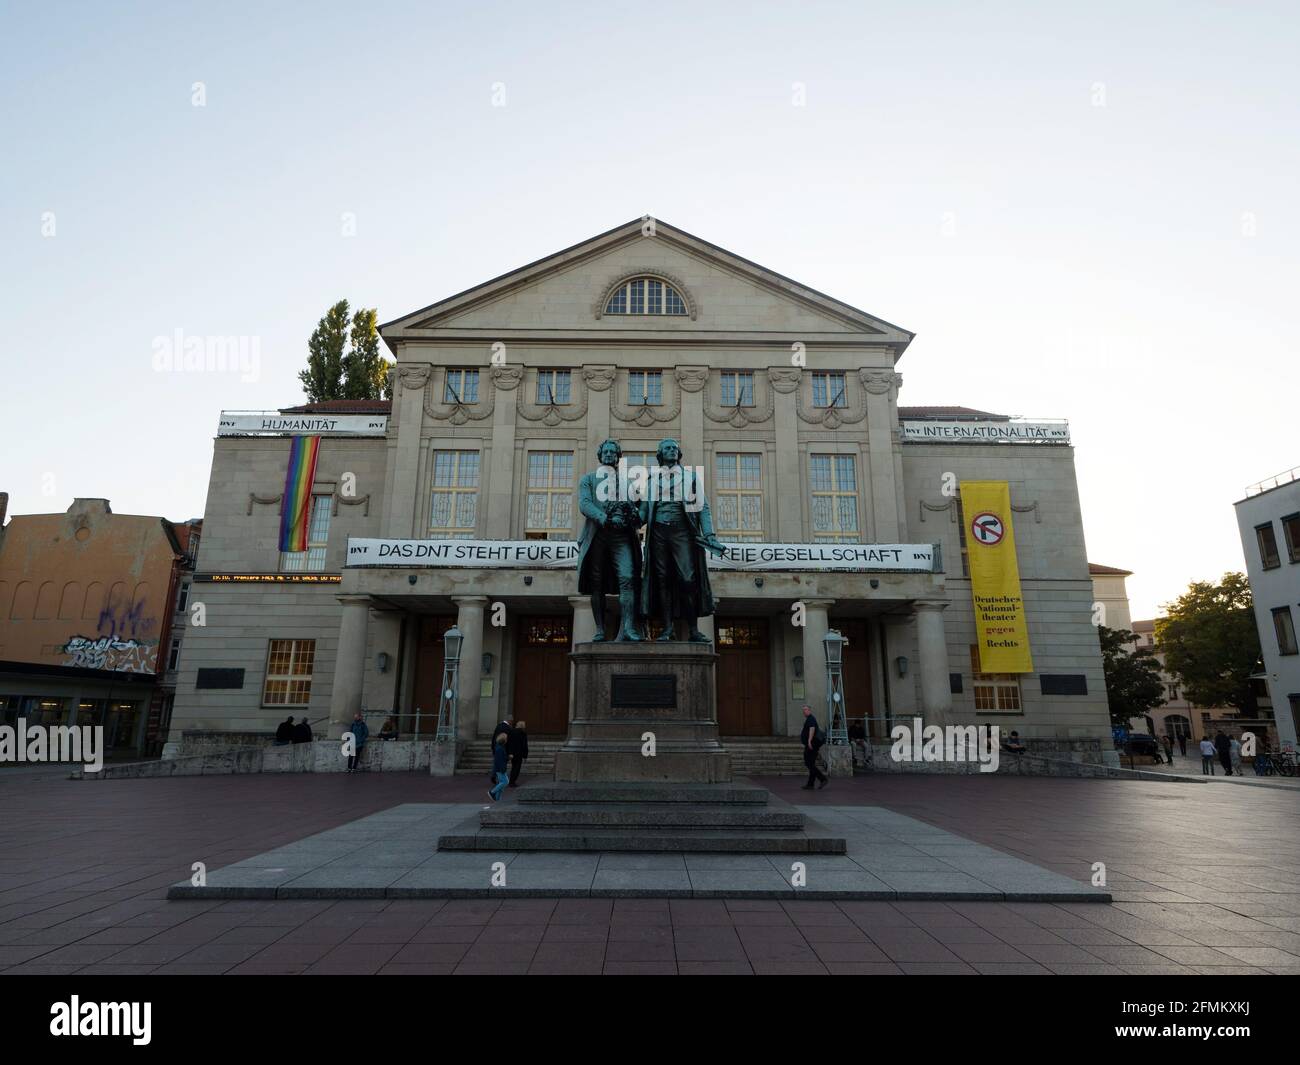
[[960, 480, 1033, 673]]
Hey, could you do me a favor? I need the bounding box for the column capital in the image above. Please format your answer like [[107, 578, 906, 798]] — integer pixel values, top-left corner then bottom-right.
[[799, 598, 836, 610], [337, 594, 372, 606], [567, 595, 590, 607], [913, 600, 949, 614], [451, 595, 490, 607]]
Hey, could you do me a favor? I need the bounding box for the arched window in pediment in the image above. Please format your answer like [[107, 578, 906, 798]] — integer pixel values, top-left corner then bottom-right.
[[603, 276, 689, 316]]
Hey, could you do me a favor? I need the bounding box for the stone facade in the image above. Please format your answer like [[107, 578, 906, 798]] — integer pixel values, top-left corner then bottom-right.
[[167, 219, 1114, 765]]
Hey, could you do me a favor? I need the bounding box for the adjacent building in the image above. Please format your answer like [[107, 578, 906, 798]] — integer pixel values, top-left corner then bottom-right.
[[1235, 466, 1300, 749], [167, 219, 1115, 765], [0, 494, 201, 757]]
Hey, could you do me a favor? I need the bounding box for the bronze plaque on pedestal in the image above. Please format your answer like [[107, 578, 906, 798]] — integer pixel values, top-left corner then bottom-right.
[[611, 674, 677, 709]]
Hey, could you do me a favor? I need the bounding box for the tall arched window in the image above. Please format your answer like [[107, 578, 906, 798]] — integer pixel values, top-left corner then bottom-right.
[[604, 277, 688, 316]]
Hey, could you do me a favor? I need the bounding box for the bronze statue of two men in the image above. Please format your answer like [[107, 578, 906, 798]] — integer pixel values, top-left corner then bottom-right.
[[576, 438, 725, 643]]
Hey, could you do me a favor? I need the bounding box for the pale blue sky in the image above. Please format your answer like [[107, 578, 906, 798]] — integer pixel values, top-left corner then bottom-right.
[[2, 0, 1297, 618]]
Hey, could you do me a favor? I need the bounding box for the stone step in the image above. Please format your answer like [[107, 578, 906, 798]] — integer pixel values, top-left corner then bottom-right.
[[516, 781, 771, 804], [437, 818, 847, 854], [481, 803, 805, 830]]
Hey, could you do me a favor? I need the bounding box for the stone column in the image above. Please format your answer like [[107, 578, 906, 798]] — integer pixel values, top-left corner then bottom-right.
[[368, 610, 403, 711], [486, 366, 522, 536], [915, 600, 953, 726], [861, 369, 903, 542], [452, 595, 488, 742], [675, 367, 708, 472], [329, 595, 371, 730], [583, 365, 616, 466], [799, 598, 835, 735], [568, 594, 596, 723], [768, 368, 803, 542], [388, 365, 431, 538]]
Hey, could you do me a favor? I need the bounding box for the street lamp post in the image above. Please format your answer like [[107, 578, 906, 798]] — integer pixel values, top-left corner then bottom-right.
[[823, 629, 848, 745], [435, 625, 463, 743]]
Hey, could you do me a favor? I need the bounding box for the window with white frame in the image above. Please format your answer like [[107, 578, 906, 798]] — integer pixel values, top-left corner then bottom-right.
[[281, 495, 331, 572], [970, 646, 1022, 712], [175, 580, 191, 614], [714, 454, 763, 541], [525, 452, 575, 540], [444, 368, 479, 404], [604, 277, 687, 315], [167, 637, 182, 672], [811, 371, 848, 408], [720, 371, 754, 407], [430, 451, 480, 538], [628, 371, 663, 406], [262, 639, 315, 706], [536, 370, 572, 405], [809, 455, 860, 542]]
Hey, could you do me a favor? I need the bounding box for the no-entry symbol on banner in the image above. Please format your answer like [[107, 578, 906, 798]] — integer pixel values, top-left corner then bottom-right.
[[970, 511, 1005, 545]]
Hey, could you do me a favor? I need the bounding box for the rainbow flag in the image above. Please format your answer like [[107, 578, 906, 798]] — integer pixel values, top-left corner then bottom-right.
[[279, 436, 321, 552]]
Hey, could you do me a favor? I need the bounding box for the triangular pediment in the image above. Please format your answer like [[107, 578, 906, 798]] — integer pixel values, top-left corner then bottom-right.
[[381, 218, 912, 350]]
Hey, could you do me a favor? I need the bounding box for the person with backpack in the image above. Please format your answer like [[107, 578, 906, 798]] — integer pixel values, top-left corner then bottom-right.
[[347, 711, 369, 773], [799, 704, 828, 790], [274, 716, 295, 745]]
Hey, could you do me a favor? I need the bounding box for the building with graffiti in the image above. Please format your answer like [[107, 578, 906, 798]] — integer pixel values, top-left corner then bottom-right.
[[166, 219, 1114, 770], [0, 494, 200, 757]]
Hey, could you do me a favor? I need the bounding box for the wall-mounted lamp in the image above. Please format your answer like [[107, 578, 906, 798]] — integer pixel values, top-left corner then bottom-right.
[[376, 652, 390, 674], [792, 655, 804, 678], [895, 655, 909, 678], [482, 652, 494, 676]]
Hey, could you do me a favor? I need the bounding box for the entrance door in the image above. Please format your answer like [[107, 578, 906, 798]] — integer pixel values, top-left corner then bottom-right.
[[716, 618, 772, 736], [834, 620, 877, 737], [514, 616, 571, 735], [412, 616, 456, 736]]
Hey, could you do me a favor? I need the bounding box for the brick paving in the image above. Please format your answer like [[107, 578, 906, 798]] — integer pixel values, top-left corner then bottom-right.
[[2, 767, 1298, 974]]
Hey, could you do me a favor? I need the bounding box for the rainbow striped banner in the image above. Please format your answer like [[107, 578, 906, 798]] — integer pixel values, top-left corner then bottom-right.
[[279, 436, 321, 552]]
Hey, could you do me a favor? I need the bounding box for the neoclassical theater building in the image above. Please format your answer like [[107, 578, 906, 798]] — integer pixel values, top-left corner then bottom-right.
[[166, 219, 1112, 763]]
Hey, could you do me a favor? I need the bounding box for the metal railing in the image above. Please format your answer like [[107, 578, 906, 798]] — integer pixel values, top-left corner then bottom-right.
[[1245, 466, 1300, 497]]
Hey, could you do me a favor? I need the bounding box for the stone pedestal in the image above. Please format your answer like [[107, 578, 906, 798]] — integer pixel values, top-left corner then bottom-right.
[[554, 641, 731, 783]]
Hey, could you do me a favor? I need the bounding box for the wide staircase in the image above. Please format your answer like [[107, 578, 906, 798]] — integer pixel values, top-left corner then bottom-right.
[[457, 737, 806, 778], [455, 738, 565, 777], [721, 737, 809, 777]]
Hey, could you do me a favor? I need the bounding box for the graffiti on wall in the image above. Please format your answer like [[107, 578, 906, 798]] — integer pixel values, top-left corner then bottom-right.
[[61, 635, 157, 673], [97, 590, 157, 640]]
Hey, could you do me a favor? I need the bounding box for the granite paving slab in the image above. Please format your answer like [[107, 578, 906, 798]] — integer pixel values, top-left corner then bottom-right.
[[167, 803, 1111, 902]]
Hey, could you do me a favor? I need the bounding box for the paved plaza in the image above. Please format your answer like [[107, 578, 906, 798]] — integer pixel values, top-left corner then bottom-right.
[[3, 769, 1299, 974]]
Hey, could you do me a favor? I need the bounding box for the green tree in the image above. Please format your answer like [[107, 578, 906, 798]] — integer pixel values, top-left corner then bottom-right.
[[1099, 625, 1166, 727], [298, 300, 392, 402], [1157, 573, 1261, 714], [341, 307, 391, 400]]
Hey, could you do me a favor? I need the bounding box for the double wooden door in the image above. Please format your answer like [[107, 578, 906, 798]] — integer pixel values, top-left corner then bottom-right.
[[716, 617, 772, 736], [513, 615, 571, 735]]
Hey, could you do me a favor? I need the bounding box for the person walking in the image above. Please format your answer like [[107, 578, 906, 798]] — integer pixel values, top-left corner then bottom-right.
[[1199, 736, 1217, 775], [490, 717, 512, 782], [1178, 732, 1188, 757], [488, 733, 509, 801], [347, 711, 369, 773], [275, 716, 295, 745], [799, 705, 828, 790], [1215, 730, 1233, 776], [507, 719, 529, 787], [1162, 734, 1174, 765]]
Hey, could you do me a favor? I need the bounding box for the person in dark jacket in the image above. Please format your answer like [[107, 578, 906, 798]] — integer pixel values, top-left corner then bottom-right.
[[347, 712, 369, 773], [1177, 732, 1187, 757], [488, 734, 509, 801], [292, 717, 313, 744], [506, 720, 529, 786], [799, 705, 828, 790], [1215, 730, 1233, 776], [275, 716, 295, 745]]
